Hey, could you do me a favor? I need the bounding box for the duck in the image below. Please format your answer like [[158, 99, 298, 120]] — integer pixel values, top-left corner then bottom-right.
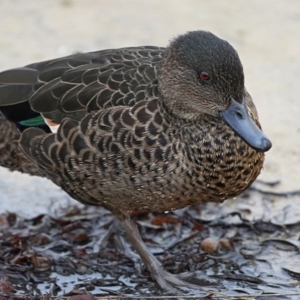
[[0, 30, 272, 294]]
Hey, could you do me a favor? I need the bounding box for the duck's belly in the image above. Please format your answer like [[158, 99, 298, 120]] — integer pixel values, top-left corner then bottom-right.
[[62, 141, 264, 216]]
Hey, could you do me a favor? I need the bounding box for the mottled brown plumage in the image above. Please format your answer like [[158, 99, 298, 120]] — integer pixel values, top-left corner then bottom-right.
[[0, 114, 45, 175], [0, 31, 271, 293]]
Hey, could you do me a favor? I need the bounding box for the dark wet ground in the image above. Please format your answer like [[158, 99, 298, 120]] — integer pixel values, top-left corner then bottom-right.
[[1, 182, 300, 300]]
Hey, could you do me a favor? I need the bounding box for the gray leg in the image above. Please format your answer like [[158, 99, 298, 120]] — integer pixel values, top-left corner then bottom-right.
[[120, 218, 209, 294]]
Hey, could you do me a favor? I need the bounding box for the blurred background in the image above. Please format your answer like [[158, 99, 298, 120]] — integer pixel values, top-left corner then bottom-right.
[[0, 0, 299, 216]]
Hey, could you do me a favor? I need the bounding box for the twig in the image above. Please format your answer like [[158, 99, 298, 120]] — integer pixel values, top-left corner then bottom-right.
[[250, 186, 300, 197]]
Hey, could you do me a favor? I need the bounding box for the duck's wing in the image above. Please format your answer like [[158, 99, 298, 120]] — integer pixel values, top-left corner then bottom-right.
[[0, 46, 164, 132], [19, 97, 167, 208]]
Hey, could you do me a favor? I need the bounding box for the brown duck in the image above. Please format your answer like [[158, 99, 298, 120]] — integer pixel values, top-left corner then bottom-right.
[[0, 30, 271, 293]]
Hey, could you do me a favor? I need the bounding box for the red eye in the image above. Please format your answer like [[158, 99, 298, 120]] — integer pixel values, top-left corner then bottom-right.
[[200, 71, 210, 81]]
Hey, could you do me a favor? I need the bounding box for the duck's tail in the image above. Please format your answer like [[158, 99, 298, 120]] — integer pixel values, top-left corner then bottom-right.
[[0, 67, 51, 176], [0, 113, 46, 176]]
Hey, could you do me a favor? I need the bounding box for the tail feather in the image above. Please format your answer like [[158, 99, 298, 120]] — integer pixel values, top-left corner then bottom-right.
[[0, 68, 38, 84], [0, 84, 33, 105], [0, 114, 45, 176]]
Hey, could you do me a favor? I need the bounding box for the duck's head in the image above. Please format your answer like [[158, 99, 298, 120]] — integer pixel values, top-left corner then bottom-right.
[[158, 30, 272, 152]]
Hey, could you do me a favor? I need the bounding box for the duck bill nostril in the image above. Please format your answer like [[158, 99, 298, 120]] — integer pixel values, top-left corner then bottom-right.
[[236, 111, 243, 119], [220, 98, 272, 152]]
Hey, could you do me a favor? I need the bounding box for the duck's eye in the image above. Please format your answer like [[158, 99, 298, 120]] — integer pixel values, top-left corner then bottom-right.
[[200, 71, 211, 81]]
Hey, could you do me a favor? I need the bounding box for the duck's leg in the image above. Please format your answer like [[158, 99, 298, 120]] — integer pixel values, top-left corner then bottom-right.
[[120, 218, 207, 294], [92, 218, 142, 270]]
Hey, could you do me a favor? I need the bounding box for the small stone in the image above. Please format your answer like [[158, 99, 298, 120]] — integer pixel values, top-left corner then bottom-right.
[[201, 237, 218, 254]]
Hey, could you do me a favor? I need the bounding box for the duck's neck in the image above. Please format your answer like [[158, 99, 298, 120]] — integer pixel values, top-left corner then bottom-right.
[[157, 93, 222, 142]]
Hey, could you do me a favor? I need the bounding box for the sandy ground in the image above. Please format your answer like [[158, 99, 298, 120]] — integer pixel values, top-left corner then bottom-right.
[[0, 0, 299, 217]]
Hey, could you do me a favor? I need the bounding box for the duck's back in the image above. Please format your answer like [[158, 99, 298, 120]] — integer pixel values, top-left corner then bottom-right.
[[0, 46, 165, 132]]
